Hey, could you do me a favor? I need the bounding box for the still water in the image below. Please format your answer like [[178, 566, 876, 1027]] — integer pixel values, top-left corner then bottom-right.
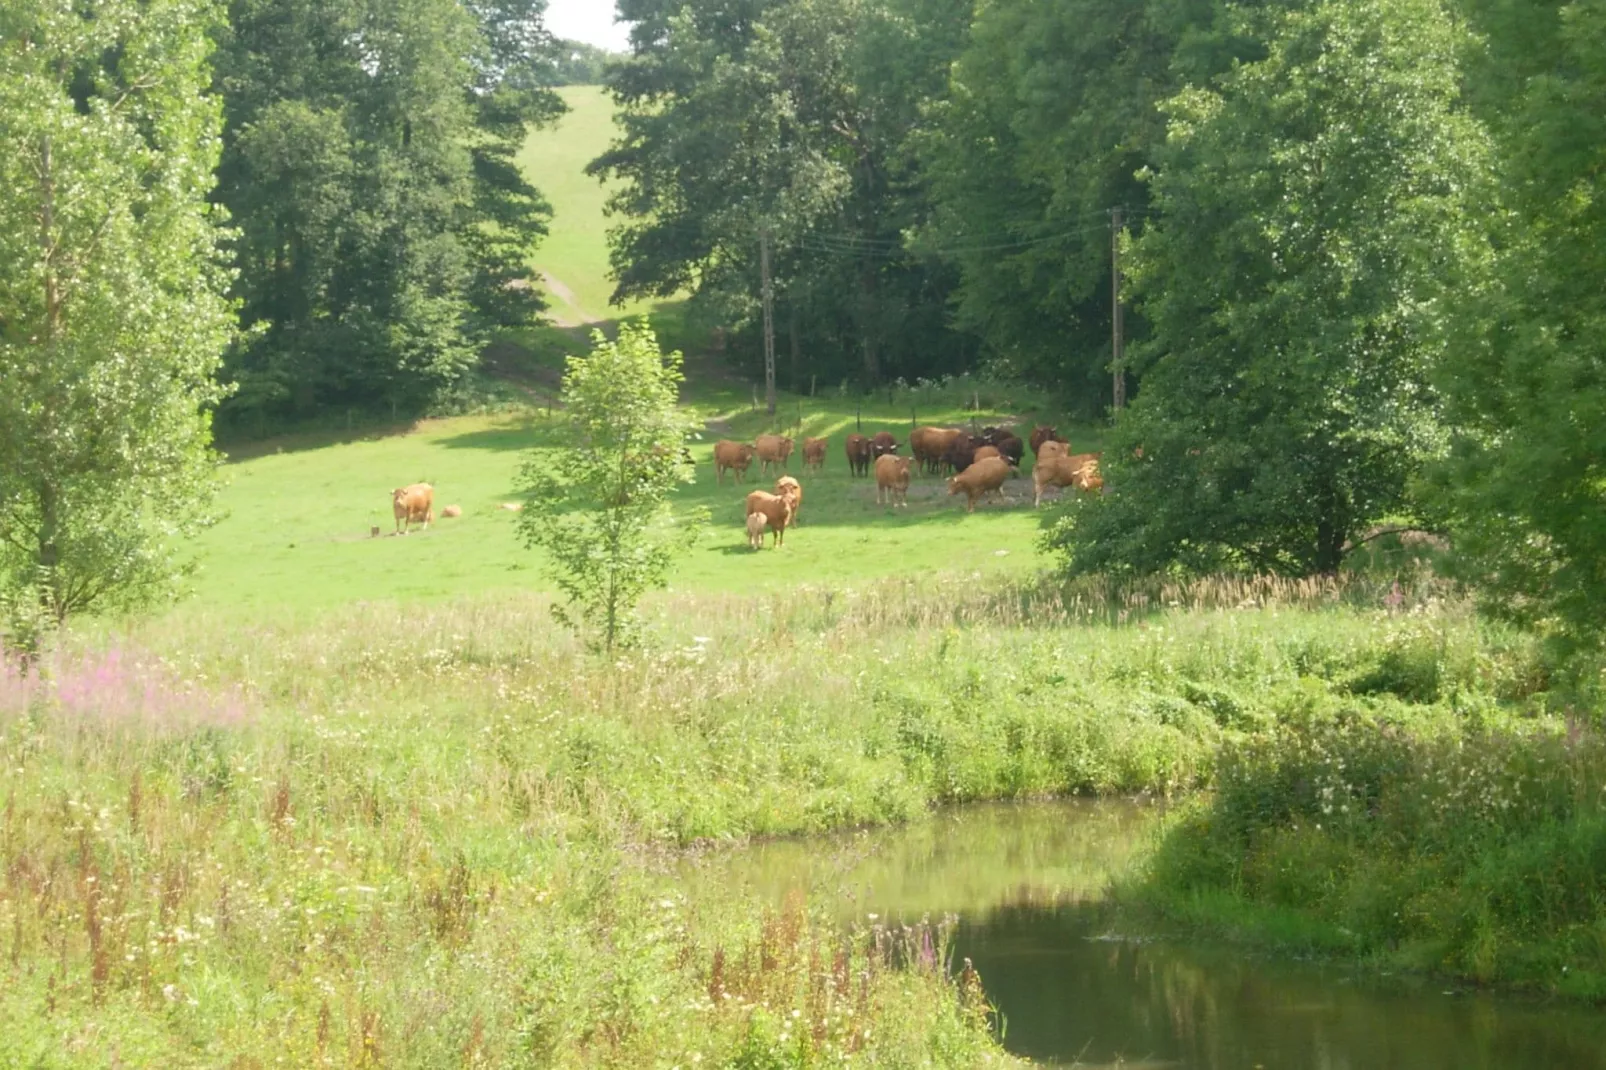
[[686, 800, 1606, 1069]]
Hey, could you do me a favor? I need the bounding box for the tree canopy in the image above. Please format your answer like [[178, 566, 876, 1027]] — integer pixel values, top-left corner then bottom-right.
[[0, 0, 236, 647]]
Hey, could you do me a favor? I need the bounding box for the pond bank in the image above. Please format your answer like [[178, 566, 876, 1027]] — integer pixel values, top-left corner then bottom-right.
[[684, 798, 1606, 1068]]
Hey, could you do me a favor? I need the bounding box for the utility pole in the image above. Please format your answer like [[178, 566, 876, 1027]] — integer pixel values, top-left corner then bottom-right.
[[761, 227, 777, 417], [1110, 206, 1126, 412]]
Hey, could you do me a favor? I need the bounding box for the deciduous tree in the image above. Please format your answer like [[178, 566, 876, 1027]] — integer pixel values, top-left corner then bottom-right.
[[0, 0, 236, 649], [518, 322, 704, 652], [1049, 0, 1490, 576]]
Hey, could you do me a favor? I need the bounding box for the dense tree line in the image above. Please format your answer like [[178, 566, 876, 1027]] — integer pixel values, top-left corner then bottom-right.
[[597, 0, 1606, 654], [213, 0, 566, 429], [550, 38, 616, 85]]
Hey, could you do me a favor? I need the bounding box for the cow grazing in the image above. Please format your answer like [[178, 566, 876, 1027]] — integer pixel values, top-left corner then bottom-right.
[[756, 434, 794, 476], [971, 444, 1002, 465], [845, 434, 873, 478], [745, 511, 767, 550], [775, 475, 803, 526], [947, 457, 1012, 513], [1029, 426, 1068, 456], [441, 505, 463, 518], [714, 440, 758, 484], [745, 490, 794, 548], [870, 431, 899, 460], [392, 484, 434, 534], [1033, 452, 1102, 507], [910, 427, 965, 476], [802, 437, 828, 473], [874, 454, 914, 507]]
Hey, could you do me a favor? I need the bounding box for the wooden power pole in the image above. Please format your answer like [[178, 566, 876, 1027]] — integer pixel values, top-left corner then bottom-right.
[[761, 228, 777, 417], [1110, 206, 1126, 412]]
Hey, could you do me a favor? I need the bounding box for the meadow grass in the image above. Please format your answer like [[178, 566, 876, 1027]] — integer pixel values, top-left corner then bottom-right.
[[516, 85, 670, 328], [194, 376, 1101, 612], [0, 574, 1553, 1064]]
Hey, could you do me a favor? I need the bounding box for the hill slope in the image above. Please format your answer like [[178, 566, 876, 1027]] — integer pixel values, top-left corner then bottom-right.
[[518, 85, 643, 326]]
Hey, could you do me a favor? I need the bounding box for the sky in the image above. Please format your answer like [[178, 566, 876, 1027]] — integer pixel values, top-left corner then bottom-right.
[[547, 0, 630, 51]]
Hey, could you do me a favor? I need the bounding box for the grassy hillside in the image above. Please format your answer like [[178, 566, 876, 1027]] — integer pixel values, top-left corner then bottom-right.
[[187, 88, 1100, 613], [193, 382, 1100, 611], [518, 85, 650, 326]]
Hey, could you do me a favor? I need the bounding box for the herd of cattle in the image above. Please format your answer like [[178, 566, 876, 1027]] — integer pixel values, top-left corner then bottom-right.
[[383, 425, 1101, 549], [718, 425, 1104, 549]]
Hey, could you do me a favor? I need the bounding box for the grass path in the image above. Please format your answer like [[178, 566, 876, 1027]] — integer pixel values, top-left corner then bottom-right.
[[518, 85, 650, 325]]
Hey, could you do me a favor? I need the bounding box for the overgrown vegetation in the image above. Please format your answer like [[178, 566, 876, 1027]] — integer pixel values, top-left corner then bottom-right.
[[1129, 702, 1606, 998], [2, 575, 1569, 1061]]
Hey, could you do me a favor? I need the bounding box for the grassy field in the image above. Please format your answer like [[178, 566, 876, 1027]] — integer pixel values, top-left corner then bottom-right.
[[517, 85, 660, 327], [2, 574, 1538, 1064], [194, 374, 1100, 610]]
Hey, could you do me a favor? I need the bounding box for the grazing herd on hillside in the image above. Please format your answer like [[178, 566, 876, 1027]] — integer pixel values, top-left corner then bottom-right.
[[722, 425, 1104, 550], [381, 425, 1102, 550]]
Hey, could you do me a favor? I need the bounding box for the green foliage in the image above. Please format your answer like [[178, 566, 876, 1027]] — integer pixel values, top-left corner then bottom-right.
[[0, 0, 235, 645], [1135, 711, 1606, 996], [1427, 0, 1606, 656], [548, 37, 615, 85], [213, 0, 560, 427], [918, 0, 1181, 410], [518, 322, 704, 651], [1050, 0, 1489, 578], [596, 0, 977, 388]]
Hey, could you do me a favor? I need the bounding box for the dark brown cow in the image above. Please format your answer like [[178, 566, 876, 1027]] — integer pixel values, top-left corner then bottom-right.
[[845, 434, 873, 477], [993, 432, 1025, 468], [942, 435, 979, 475], [870, 431, 899, 460]]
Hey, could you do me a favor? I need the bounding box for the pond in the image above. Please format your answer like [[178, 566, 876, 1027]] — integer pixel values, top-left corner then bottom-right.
[[684, 799, 1606, 1069]]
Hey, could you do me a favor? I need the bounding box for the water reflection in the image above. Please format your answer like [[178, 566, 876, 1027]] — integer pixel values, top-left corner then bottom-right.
[[686, 799, 1606, 1069]]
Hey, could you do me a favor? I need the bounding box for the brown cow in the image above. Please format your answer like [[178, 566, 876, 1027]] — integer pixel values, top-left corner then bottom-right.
[[745, 490, 794, 548], [775, 475, 803, 526], [972, 444, 1002, 465], [1037, 439, 1069, 461], [943, 435, 979, 475], [441, 504, 463, 518], [714, 440, 757, 484], [802, 437, 828, 473], [874, 454, 914, 507], [392, 484, 434, 534], [1029, 426, 1068, 456], [845, 434, 873, 478], [1033, 452, 1102, 507], [870, 431, 898, 460], [993, 432, 1025, 467], [756, 434, 794, 476], [910, 427, 965, 476], [947, 457, 1012, 513], [745, 511, 767, 550]]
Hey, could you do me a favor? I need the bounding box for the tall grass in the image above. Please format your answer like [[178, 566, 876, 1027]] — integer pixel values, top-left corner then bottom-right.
[[0, 575, 1551, 1063]]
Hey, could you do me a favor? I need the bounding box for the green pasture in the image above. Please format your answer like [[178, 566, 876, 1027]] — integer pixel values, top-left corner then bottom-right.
[[518, 85, 655, 326], [194, 384, 1105, 611]]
